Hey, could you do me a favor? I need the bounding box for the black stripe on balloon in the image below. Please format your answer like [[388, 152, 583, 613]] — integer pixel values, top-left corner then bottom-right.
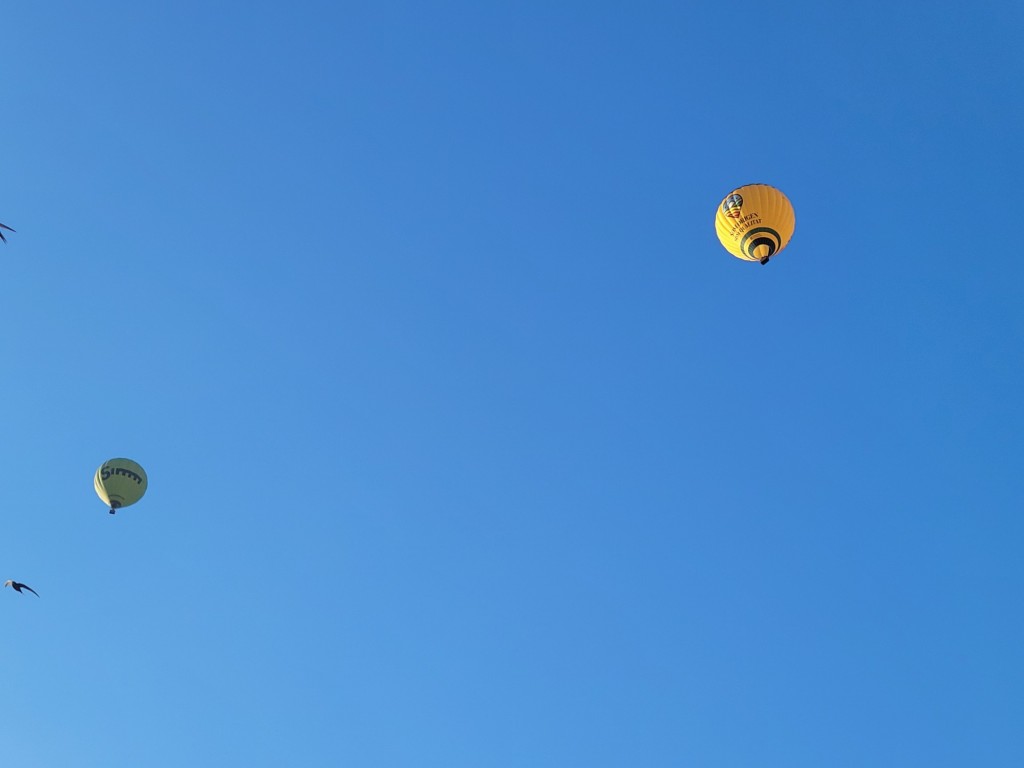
[[740, 227, 781, 259]]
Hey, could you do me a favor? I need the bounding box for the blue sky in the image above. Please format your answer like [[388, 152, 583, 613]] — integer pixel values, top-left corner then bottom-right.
[[2, 1, 1023, 765]]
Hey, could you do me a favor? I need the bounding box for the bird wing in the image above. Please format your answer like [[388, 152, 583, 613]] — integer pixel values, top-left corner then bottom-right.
[[22, 584, 39, 597]]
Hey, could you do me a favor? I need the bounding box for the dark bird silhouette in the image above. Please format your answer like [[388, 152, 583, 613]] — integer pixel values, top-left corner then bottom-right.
[[0, 223, 14, 243], [4, 580, 39, 596]]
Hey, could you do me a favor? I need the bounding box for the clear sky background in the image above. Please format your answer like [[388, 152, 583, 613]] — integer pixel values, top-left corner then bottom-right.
[[2, 1, 1023, 765]]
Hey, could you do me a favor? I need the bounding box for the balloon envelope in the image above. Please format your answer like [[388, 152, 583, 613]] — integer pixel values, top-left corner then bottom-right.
[[714, 184, 795, 263], [94, 458, 148, 510]]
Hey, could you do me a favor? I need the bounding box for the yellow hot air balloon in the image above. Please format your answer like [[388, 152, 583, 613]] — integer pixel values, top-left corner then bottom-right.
[[94, 458, 148, 515], [714, 184, 795, 265]]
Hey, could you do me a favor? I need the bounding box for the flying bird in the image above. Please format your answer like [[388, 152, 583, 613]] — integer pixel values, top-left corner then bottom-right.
[[4, 580, 39, 596], [0, 223, 14, 243]]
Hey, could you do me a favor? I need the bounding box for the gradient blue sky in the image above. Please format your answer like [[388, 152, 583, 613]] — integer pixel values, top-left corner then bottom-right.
[[3, 1, 1023, 765]]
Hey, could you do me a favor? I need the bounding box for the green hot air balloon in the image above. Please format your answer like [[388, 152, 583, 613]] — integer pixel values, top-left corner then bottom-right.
[[94, 458, 148, 515]]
